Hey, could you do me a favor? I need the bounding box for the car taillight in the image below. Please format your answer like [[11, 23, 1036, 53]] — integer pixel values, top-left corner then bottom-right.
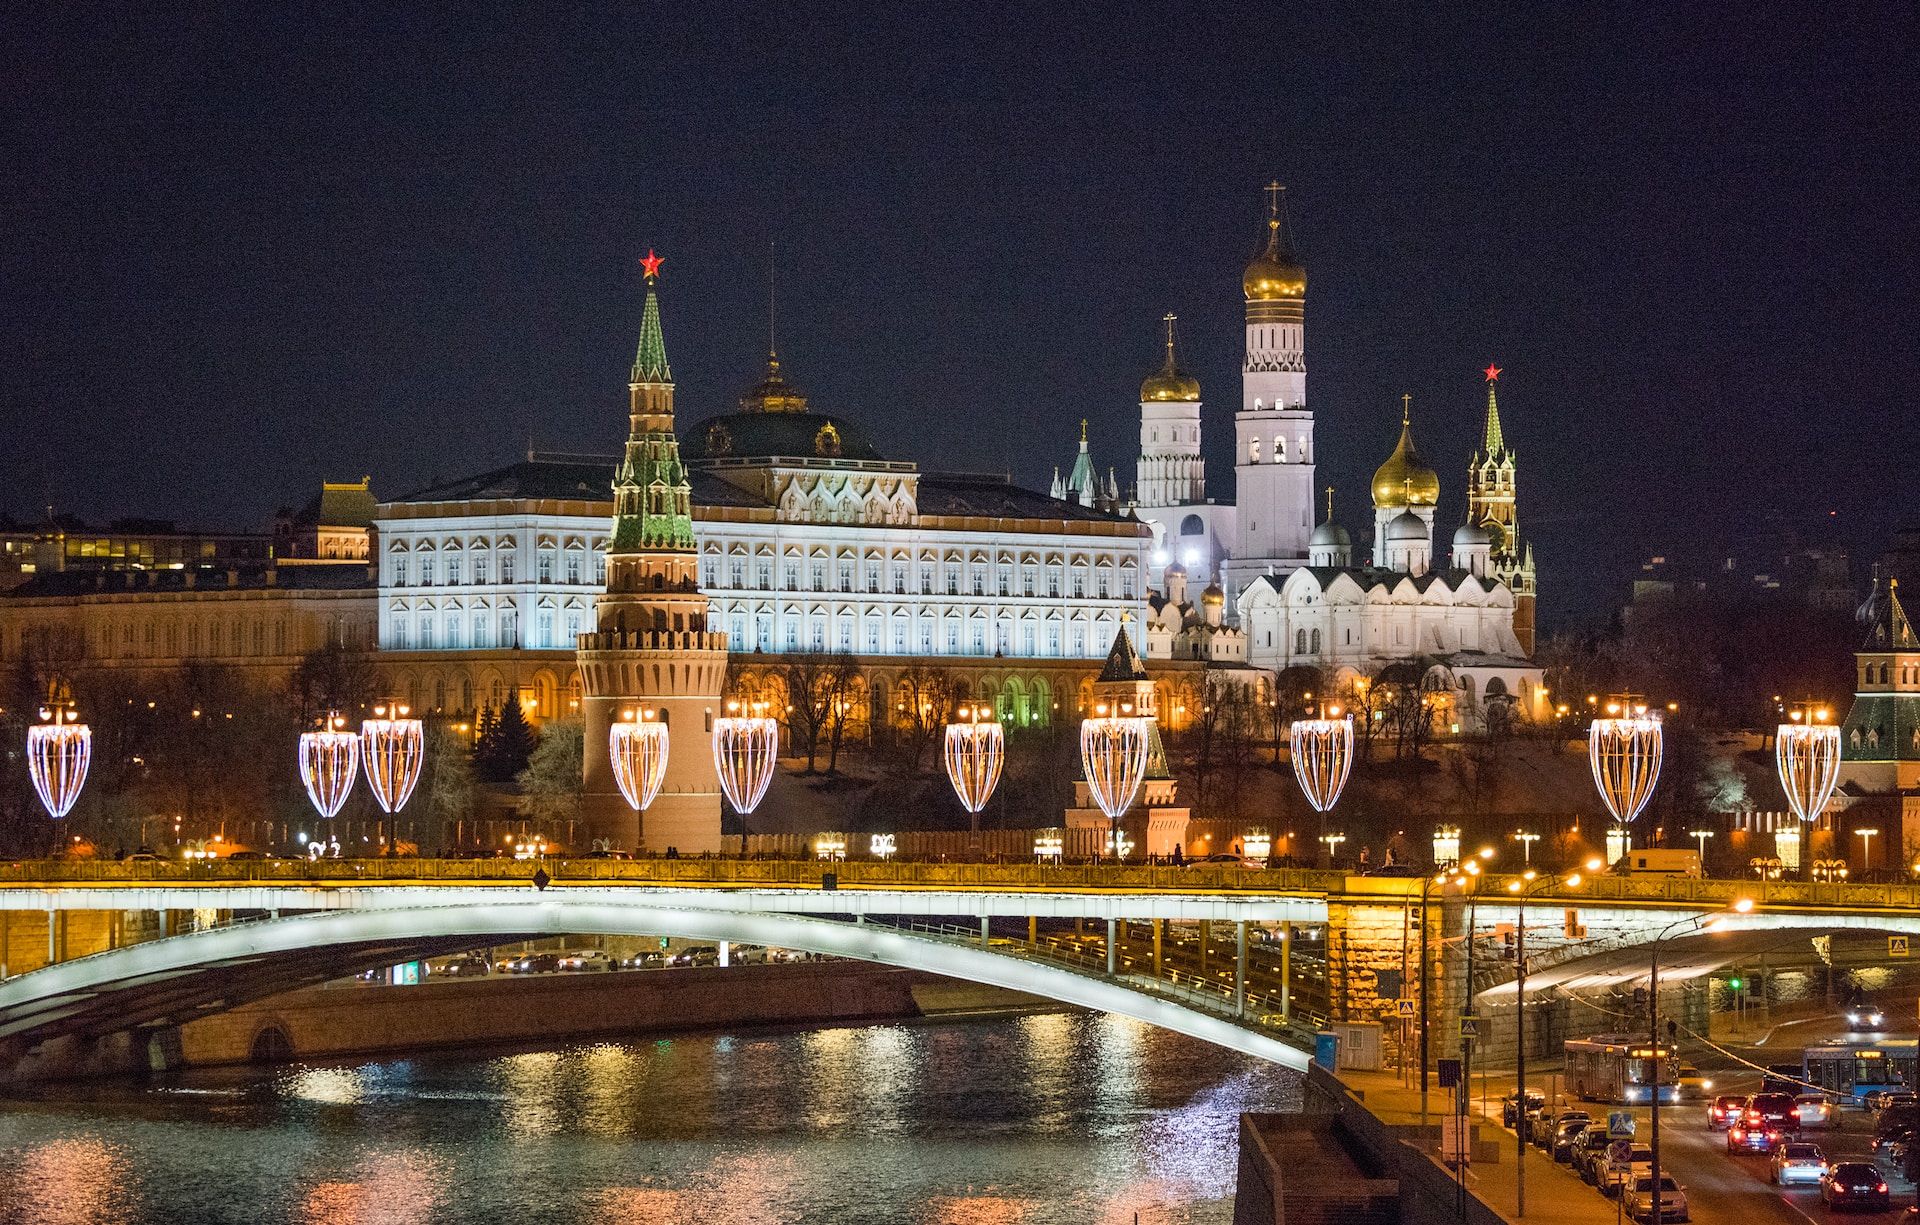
[[1879, 1183, 1889, 1193], [1790, 1107, 1800, 1118]]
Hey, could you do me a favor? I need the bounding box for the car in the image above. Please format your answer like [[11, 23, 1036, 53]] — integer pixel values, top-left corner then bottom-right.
[[556, 950, 614, 972], [1849, 1006, 1888, 1031], [1762, 1064, 1805, 1095], [1553, 1119, 1592, 1162], [1708, 1094, 1746, 1130], [624, 951, 667, 970], [1622, 1175, 1688, 1223], [1876, 1091, 1919, 1113], [1603, 1145, 1655, 1197], [581, 850, 633, 860], [1675, 1066, 1714, 1100], [1727, 1122, 1785, 1154], [433, 954, 490, 978], [1573, 1131, 1613, 1184], [1741, 1092, 1800, 1135], [1770, 1142, 1829, 1186], [1501, 1089, 1547, 1129], [1533, 1109, 1587, 1149], [509, 952, 562, 974], [670, 945, 720, 967], [1795, 1093, 1833, 1128], [1878, 1103, 1920, 1139], [1821, 1161, 1891, 1210]]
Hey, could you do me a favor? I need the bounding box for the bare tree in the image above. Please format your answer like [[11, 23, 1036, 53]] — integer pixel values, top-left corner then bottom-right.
[[894, 661, 961, 771], [771, 653, 835, 773], [823, 652, 864, 773]]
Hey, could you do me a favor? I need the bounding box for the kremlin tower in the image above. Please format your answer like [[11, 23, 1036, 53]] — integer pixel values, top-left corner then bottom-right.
[[576, 251, 729, 852], [1466, 364, 1537, 652], [1224, 183, 1316, 601]]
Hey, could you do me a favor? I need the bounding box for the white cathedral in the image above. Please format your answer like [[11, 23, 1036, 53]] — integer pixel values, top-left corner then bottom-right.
[[1094, 185, 1546, 726]]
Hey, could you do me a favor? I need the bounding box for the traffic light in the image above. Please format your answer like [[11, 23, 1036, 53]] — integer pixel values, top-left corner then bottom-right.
[[1728, 976, 1743, 991]]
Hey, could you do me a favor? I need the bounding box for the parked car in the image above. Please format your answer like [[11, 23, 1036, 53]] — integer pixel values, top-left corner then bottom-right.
[[1552, 1119, 1592, 1163], [1675, 1066, 1714, 1100], [1501, 1089, 1547, 1129], [1871, 1091, 1919, 1112], [1708, 1094, 1747, 1131], [1604, 1145, 1655, 1197], [509, 952, 562, 974], [581, 850, 633, 860], [1770, 1142, 1829, 1186], [1741, 1092, 1800, 1134], [1622, 1175, 1688, 1224], [557, 950, 615, 972], [1795, 1094, 1833, 1128], [1533, 1109, 1588, 1149], [1573, 1131, 1613, 1184], [1821, 1162, 1890, 1211], [433, 954, 490, 978], [624, 951, 667, 970], [670, 945, 720, 968], [1878, 1104, 1920, 1141]]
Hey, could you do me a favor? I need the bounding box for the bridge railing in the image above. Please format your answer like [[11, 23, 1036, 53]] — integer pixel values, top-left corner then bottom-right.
[[0, 856, 1348, 896], [1478, 871, 1920, 913]]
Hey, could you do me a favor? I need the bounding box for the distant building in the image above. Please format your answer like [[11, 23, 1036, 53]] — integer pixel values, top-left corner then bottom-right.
[[1840, 573, 1920, 793], [0, 514, 272, 591], [276, 478, 378, 563]]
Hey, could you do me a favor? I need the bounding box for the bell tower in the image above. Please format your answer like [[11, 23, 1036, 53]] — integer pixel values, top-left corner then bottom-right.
[[577, 250, 729, 852]]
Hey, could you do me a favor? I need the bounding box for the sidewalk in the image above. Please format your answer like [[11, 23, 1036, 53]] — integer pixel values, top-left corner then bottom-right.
[[1337, 1066, 1648, 1225]]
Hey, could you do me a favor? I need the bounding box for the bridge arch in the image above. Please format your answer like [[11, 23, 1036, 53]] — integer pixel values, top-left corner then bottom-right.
[[0, 900, 1310, 1071]]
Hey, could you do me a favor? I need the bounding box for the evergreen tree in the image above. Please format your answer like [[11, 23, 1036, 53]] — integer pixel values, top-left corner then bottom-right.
[[479, 698, 536, 784], [470, 704, 499, 779]]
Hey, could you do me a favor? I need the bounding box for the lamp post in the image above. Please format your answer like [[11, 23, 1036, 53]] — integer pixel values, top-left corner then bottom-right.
[[944, 703, 1005, 854], [1589, 696, 1664, 862], [1644, 900, 1753, 1224], [713, 700, 779, 855], [1688, 829, 1714, 871], [609, 706, 670, 831], [1777, 703, 1840, 880], [1513, 830, 1540, 866], [1857, 828, 1881, 878], [1504, 863, 1592, 1217], [1457, 849, 1494, 1128], [1319, 832, 1347, 866], [26, 700, 91, 822], [1080, 700, 1150, 863]]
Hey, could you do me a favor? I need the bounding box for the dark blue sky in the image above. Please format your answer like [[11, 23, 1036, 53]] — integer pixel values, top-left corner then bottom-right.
[[5, 6, 1915, 627]]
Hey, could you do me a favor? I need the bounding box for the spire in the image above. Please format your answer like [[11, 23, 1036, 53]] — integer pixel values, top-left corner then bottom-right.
[[1401, 391, 1412, 426], [1482, 363, 1506, 455], [1264, 180, 1298, 263], [631, 250, 671, 385], [1325, 485, 1335, 523], [1162, 312, 1178, 372], [1066, 420, 1096, 506]]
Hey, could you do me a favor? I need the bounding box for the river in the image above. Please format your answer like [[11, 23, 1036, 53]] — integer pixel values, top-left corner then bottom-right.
[[0, 1011, 1300, 1224]]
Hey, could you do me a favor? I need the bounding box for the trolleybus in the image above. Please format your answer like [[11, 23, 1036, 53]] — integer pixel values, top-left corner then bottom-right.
[[1803, 1040, 1914, 1105], [1565, 1035, 1681, 1104]]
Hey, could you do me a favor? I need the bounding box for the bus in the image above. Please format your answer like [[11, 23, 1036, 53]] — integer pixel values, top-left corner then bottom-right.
[[1803, 1040, 1915, 1105], [1565, 1035, 1681, 1104]]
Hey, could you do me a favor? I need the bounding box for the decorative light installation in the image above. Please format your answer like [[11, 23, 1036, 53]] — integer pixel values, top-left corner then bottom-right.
[[1242, 828, 1273, 861], [1034, 830, 1065, 862], [1432, 825, 1462, 868], [870, 833, 897, 860], [1776, 705, 1841, 843], [360, 702, 424, 814], [1103, 829, 1136, 860], [944, 704, 1005, 817], [1080, 700, 1150, 825], [1290, 711, 1354, 813], [1588, 699, 1663, 858], [1774, 827, 1802, 873], [26, 703, 91, 820], [814, 833, 848, 861], [609, 707, 670, 813], [298, 712, 361, 819], [712, 700, 779, 819]]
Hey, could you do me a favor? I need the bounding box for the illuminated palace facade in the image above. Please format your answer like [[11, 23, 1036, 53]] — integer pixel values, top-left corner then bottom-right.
[[1116, 185, 1545, 729], [371, 270, 1220, 737]]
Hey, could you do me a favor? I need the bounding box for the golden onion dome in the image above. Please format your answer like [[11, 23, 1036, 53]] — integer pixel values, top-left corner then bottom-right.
[[1372, 415, 1440, 508], [1244, 238, 1307, 301], [739, 353, 809, 414], [1140, 315, 1201, 402]]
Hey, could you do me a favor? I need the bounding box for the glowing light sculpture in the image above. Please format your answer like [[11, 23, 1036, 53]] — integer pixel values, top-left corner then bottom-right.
[[298, 713, 361, 820], [1432, 825, 1462, 868], [870, 833, 897, 860], [359, 703, 424, 814], [712, 704, 779, 819], [609, 708, 671, 813], [26, 705, 91, 820], [1290, 715, 1354, 812], [1588, 702, 1663, 859], [1242, 828, 1272, 861], [944, 706, 1005, 816], [1080, 705, 1151, 857], [1776, 713, 1841, 830], [1034, 830, 1065, 862]]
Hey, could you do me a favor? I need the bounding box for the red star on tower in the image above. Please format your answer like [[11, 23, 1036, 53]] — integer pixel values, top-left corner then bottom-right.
[[1483, 362, 1502, 382], [639, 249, 664, 280]]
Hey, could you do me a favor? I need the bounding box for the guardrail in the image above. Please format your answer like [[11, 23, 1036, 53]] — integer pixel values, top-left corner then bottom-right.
[[0, 856, 1348, 896]]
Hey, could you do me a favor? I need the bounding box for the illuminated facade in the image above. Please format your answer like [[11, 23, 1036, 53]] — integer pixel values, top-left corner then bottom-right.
[[1128, 315, 1234, 586], [1465, 366, 1538, 652], [1840, 574, 1920, 792]]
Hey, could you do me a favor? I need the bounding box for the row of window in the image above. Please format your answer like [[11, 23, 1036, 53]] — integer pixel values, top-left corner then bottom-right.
[[700, 557, 1135, 600], [1246, 434, 1312, 464], [390, 549, 611, 589], [5, 617, 368, 662], [1863, 662, 1916, 686], [718, 610, 1120, 658]]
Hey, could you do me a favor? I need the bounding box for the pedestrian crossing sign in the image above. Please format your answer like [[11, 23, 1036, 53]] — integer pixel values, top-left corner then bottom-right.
[[1891, 935, 1910, 958], [1460, 1015, 1480, 1038], [1397, 998, 1418, 1018]]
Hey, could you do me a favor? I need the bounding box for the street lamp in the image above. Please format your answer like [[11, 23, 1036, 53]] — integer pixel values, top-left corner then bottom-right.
[[1504, 865, 1587, 1217], [1857, 828, 1880, 877], [713, 700, 779, 854], [26, 701, 91, 821], [945, 703, 1005, 852], [1644, 898, 1753, 1225], [1688, 829, 1714, 870], [1513, 830, 1540, 866], [1777, 704, 1840, 880], [609, 707, 670, 814], [1319, 832, 1347, 865], [1081, 701, 1151, 862], [298, 712, 361, 820], [1589, 697, 1663, 863], [1433, 825, 1461, 868], [360, 701, 424, 856]]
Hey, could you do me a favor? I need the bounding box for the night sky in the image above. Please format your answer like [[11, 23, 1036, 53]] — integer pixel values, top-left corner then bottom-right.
[[6, 7, 1916, 628]]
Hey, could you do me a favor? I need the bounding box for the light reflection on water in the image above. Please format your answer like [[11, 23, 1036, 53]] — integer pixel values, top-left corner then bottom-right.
[[0, 1012, 1298, 1224]]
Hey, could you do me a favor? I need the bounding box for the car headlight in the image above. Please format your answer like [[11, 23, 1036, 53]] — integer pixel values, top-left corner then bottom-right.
[[1850, 1012, 1862, 1023], [1703, 1080, 1713, 1090]]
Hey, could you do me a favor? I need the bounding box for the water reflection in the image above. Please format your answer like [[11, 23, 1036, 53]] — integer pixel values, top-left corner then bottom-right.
[[0, 1012, 1298, 1224]]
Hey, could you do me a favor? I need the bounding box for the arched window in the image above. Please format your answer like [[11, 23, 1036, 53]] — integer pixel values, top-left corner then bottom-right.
[[1249, 438, 1261, 464], [1310, 628, 1321, 653], [1274, 435, 1287, 462], [1295, 628, 1307, 653], [1180, 514, 1204, 536]]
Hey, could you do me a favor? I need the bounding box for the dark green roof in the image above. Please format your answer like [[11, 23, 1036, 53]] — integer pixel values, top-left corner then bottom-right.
[[681, 410, 884, 463]]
